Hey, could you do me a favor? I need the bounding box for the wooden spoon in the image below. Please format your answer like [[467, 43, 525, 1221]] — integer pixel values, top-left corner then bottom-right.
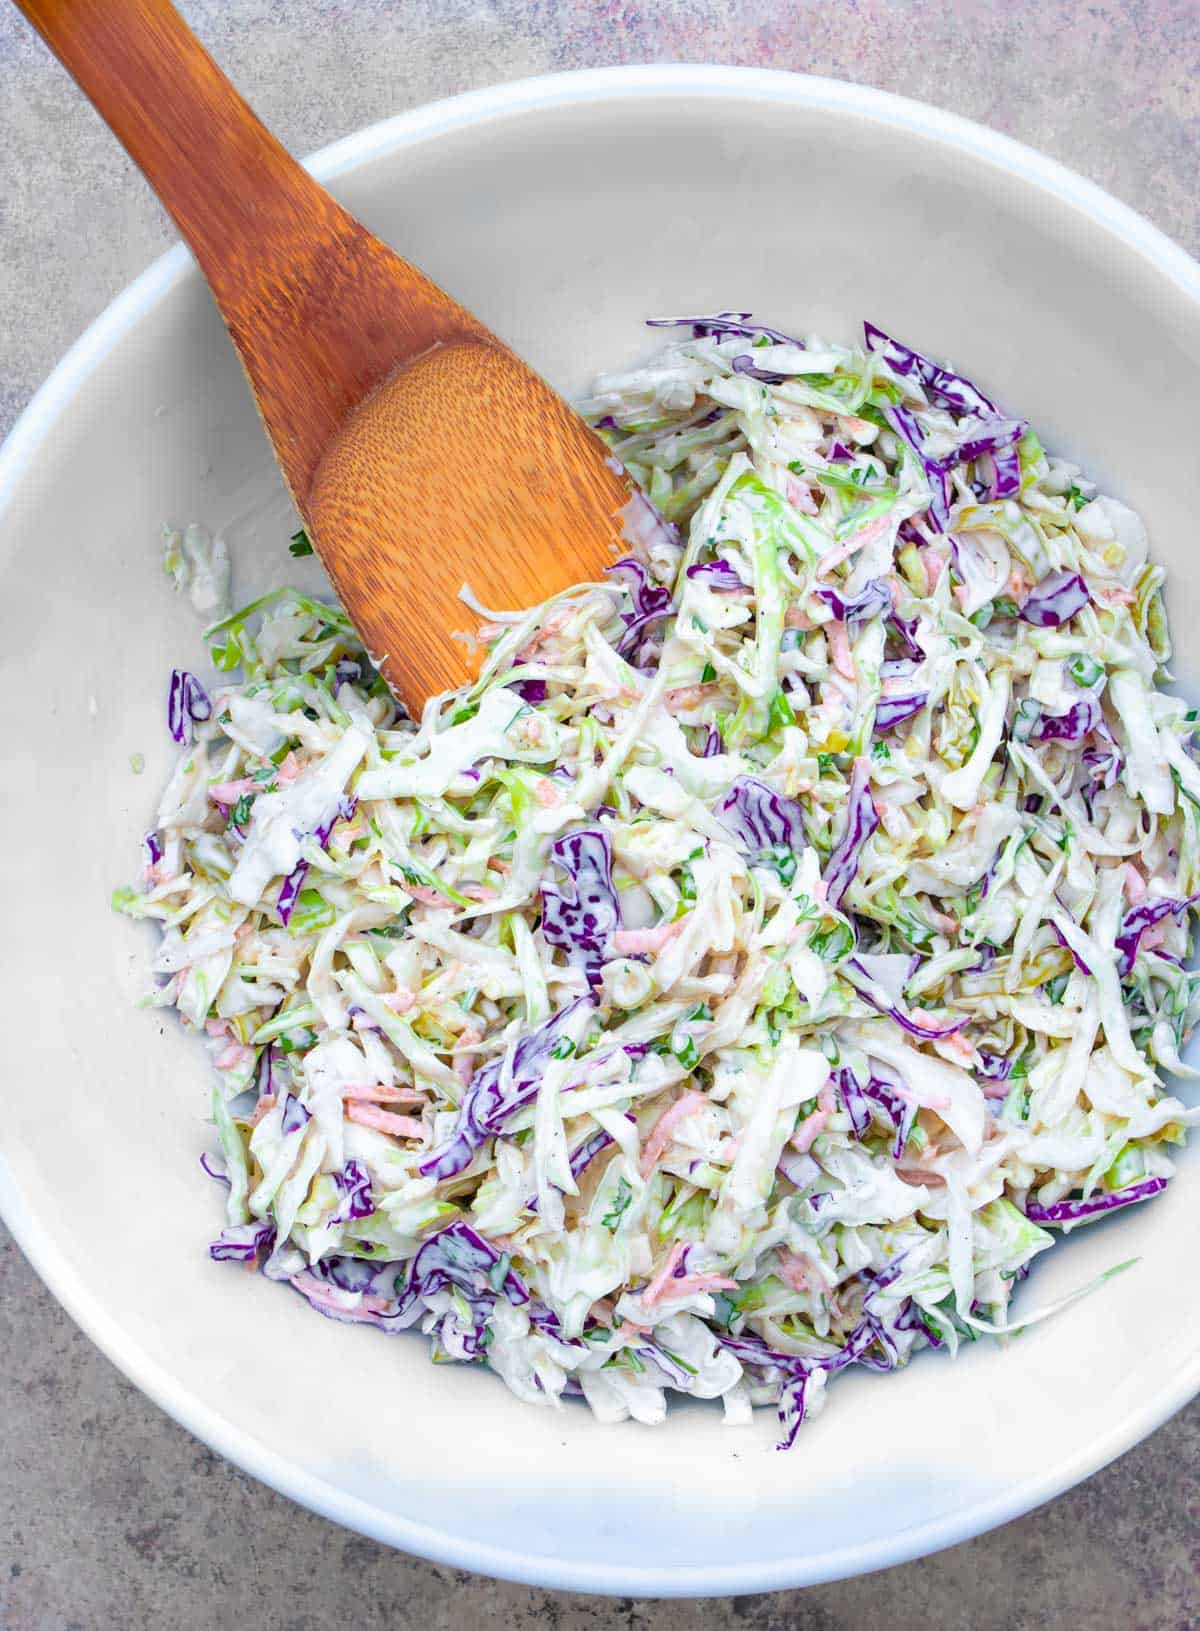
[[15, 0, 642, 706]]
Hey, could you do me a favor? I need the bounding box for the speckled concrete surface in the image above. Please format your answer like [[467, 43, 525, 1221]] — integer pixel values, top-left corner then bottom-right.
[[2, 3, 1198, 1626]]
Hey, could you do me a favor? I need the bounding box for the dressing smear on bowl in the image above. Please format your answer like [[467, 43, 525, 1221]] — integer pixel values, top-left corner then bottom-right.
[[115, 316, 1199, 1447]]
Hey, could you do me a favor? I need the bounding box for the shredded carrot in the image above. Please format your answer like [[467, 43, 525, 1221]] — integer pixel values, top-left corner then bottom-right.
[[785, 476, 819, 516], [935, 1031, 976, 1065], [828, 619, 855, 680], [1122, 864, 1148, 905], [208, 777, 259, 804], [639, 1090, 707, 1177], [791, 1108, 829, 1154], [345, 1103, 425, 1139], [612, 917, 685, 957], [816, 513, 891, 578], [642, 1242, 688, 1302], [405, 883, 457, 909], [341, 1084, 426, 1105], [214, 1040, 254, 1071], [249, 1094, 276, 1129], [777, 1254, 810, 1293], [1008, 565, 1032, 600], [291, 1270, 386, 1321], [664, 682, 723, 713]]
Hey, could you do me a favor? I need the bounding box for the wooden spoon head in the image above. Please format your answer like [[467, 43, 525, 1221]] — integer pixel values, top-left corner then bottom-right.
[[12, 0, 644, 712], [306, 340, 639, 706]]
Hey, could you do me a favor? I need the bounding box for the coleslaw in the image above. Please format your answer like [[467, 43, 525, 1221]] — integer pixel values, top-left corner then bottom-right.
[[115, 315, 1200, 1447]]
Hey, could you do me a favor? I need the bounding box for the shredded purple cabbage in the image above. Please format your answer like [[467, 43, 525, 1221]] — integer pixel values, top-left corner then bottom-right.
[[199, 1151, 229, 1187], [209, 1220, 275, 1263], [276, 793, 358, 926], [527, 1127, 617, 1213], [864, 321, 998, 418], [606, 556, 674, 657], [863, 324, 1029, 515], [1051, 920, 1093, 976], [279, 1093, 311, 1136], [313, 1255, 397, 1296], [512, 678, 548, 705], [883, 404, 953, 532], [717, 775, 806, 855], [256, 1042, 280, 1100], [846, 957, 968, 1041], [880, 657, 919, 684], [1082, 736, 1123, 790], [1115, 894, 1199, 975], [1019, 571, 1090, 627], [862, 1074, 918, 1159], [775, 1371, 816, 1451], [167, 668, 212, 746], [988, 442, 1022, 499], [874, 692, 929, 733], [276, 867, 306, 925], [686, 558, 748, 592], [815, 578, 892, 625], [730, 353, 789, 384], [940, 418, 1025, 467], [646, 311, 804, 347], [540, 828, 621, 985], [886, 1007, 967, 1042], [1034, 698, 1102, 744], [822, 758, 879, 908], [832, 1065, 871, 1138], [410, 1219, 530, 1307], [330, 1160, 374, 1224], [719, 1288, 923, 1451], [1024, 1176, 1168, 1224], [419, 997, 596, 1181], [607, 556, 672, 619], [299, 1220, 542, 1353], [887, 612, 925, 661]]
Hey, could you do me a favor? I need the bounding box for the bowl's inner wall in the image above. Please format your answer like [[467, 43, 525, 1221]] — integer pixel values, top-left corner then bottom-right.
[[2, 84, 1197, 1589]]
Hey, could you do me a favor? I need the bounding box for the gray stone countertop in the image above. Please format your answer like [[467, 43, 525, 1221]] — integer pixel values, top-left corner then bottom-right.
[[1, 4, 1197, 1626]]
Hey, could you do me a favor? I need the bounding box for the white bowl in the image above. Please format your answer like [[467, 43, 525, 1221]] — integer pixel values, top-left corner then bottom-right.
[[2, 66, 1199, 1597]]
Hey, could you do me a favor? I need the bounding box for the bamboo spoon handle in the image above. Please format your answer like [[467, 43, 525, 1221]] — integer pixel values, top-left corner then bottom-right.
[[14, 0, 635, 705], [13, 0, 482, 499]]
